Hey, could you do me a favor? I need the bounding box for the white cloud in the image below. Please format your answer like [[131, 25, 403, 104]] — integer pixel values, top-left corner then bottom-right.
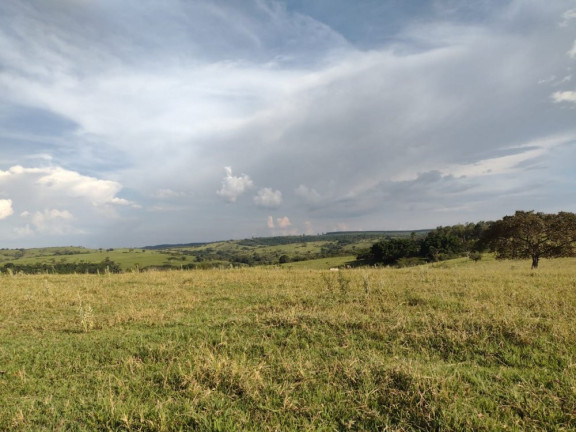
[[24, 208, 76, 234], [295, 184, 321, 204], [217, 166, 254, 203], [568, 40, 576, 59], [560, 9, 576, 26], [0, 164, 139, 245], [440, 134, 576, 178], [35, 167, 137, 207], [552, 91, 576, 103], [253, 187, 282, 208], [153, 188, 185, 199], [539, 74, 573, 85], [13, 224, 33, 237], [267, 215, 275, 228], [266, 215, 292, 230], [276, 216, 291, 228], [0, 199, 13, 219], [0, 165, 137, 208]]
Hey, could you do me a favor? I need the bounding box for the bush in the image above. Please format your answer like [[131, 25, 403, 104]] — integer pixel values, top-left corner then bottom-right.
[[469, 251, 482, 262], [396, 257, 426, 268]]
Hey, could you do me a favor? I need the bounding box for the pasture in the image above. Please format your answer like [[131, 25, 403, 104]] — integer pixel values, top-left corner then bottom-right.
[[1, 259, 575, 430]]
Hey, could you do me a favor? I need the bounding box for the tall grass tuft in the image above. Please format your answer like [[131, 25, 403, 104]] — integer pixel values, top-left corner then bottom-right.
[[78, 303, 95, 332]]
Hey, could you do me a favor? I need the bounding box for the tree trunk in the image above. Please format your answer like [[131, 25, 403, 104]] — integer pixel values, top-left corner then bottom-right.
[[531, 255, 539, 269]]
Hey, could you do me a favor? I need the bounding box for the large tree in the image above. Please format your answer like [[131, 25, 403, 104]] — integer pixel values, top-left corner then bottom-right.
[[482, 211, 576, 268], [368, 237, 421, 266]]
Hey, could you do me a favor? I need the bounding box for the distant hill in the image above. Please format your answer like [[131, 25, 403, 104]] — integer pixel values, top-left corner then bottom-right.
[[143, 242, 207, 250], [144, 230, 431, 250], [0, 230, 432, 273], [324, 230, 431, 237]]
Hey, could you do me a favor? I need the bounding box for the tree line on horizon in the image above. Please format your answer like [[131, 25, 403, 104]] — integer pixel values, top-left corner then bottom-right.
[[1, 210, 575, 274], [0, 258, 123, 275], [360, 210, 576, 269]]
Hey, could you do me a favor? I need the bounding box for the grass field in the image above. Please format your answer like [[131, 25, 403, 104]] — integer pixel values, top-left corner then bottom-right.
[[0, 232, 397, 270], [280, 255, 358, 269], [1, 258, 576, 430]]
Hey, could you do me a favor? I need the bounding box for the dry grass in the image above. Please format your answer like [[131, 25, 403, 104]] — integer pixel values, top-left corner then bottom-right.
[[1, 259, 576, 430]]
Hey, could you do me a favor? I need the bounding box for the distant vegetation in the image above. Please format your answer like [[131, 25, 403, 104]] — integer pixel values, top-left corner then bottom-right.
[[1, 258, 121, 275], [360, 222, 489, 267], [0, 231, 421, 273], [361, 211, 576, 269], [1, 211, 575, 273]]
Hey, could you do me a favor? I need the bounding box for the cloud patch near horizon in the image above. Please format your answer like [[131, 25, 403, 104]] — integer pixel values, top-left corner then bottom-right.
[[0, 164, 138, 244], [22, 208, 76, 235], [217, 167, 254, 203]]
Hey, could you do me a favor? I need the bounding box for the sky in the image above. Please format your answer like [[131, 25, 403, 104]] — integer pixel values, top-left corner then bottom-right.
[[1, 0, 575, 248]]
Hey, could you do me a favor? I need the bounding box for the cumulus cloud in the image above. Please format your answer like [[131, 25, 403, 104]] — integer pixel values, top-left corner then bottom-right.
[[217, 167, 254, 203], [267, 215, 291, 229], [13, 224, 33, 237], [0, 164, 139, 245], [254, 188, 283, 208], [35, 167, 137, 207], [276, 216, 291, 228], [0, 165, 137, 209], [551, 91, 576, 103], [267, 215, 275, 228], [23, 209, 75, 234], [0, 199, 13, 219]]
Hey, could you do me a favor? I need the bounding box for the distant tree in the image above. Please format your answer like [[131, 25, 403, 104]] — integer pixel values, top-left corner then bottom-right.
[[469, 251, 482, 263], [370, 238, 420, 266], [278, 254, 290, 264], [481, 211, 576, 268], [420, 227, 464, 261], [420, 222, 489, 261]]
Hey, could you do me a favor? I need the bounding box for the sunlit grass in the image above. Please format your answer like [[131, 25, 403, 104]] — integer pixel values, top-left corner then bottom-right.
[[280, 255, 357, 269], [1, 259, 575, 430]]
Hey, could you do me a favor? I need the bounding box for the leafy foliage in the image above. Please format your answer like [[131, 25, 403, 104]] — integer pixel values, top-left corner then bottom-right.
[[1, 258, 122, 274], [369, 238, 421, 266], [420, 222, 489, 261], [364, 222, 490, 266], [481, 210, 576, 268]]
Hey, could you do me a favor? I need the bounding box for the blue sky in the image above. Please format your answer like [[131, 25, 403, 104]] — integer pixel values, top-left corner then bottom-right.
[[1, 0, 575, 247]]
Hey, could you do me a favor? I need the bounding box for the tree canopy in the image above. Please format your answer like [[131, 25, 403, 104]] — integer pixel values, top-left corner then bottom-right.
[[481, 210, 576, 268], [362, 222, 489, 266]]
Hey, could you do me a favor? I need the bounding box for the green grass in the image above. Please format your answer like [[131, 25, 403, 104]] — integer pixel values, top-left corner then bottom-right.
[[1, 259, 576, 430], [9, 248, 166, 268], [280, 255, 358, 269]]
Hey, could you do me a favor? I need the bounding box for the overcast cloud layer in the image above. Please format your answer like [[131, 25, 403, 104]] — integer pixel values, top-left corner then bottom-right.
[[1, 0, 575, 247]]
